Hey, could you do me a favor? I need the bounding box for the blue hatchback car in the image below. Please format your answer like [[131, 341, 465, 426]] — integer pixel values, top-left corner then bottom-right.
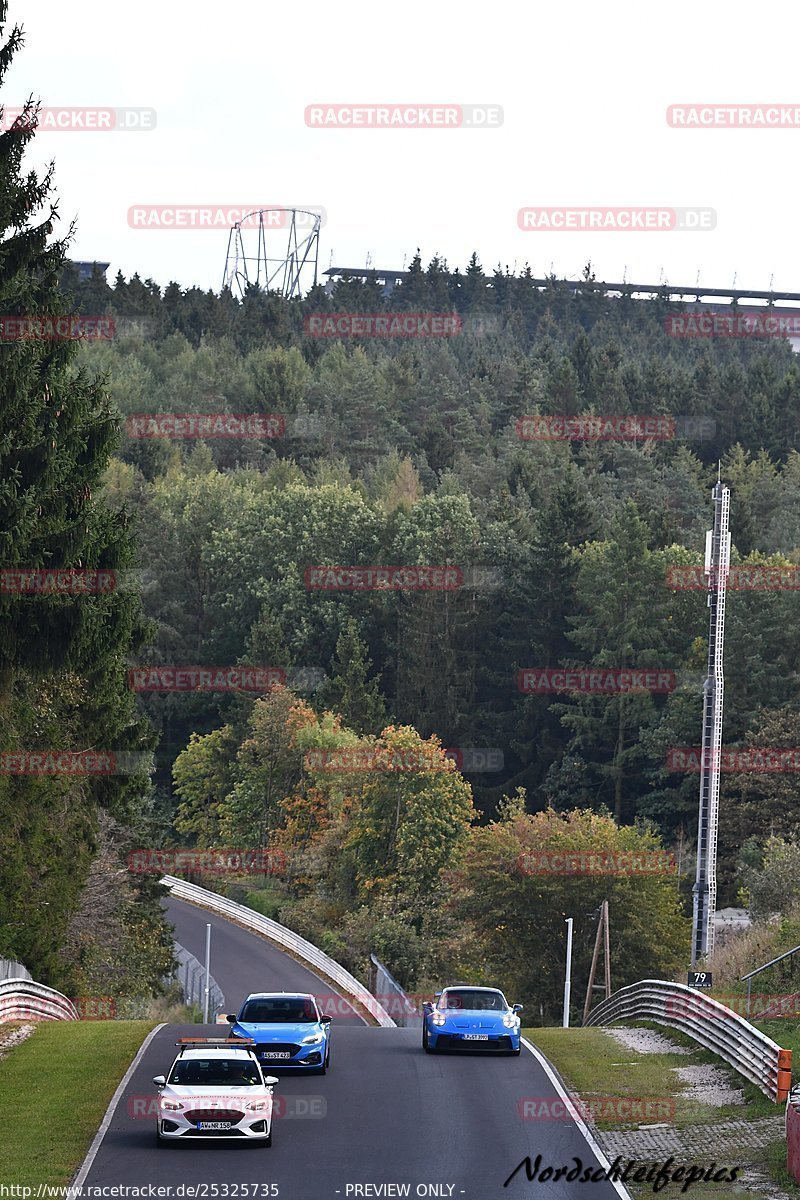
[[422, 985, 522, 1054], [227, 992, 332, 1074]]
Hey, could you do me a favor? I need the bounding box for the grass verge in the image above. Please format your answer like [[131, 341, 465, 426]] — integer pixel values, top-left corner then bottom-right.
[[527, 1025, 772, 1128], [0, 1020, 156, 1186], [525, 1024, 796, 1198]]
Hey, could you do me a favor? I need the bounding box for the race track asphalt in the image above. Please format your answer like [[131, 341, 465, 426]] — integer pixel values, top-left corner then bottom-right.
[[79, 896, 632, 1199]]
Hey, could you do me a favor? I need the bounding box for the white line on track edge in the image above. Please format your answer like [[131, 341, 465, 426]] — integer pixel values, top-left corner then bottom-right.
[[521, 1036, 634, 1199], [72, 1022, 168, 1187]]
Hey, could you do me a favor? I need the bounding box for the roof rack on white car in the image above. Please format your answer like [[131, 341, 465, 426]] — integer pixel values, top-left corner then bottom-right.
[[174, 1037, 257, 1049]]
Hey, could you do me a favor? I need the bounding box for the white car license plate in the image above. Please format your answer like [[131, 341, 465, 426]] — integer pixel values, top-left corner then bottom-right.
[[262, 1051, 292, 1059], [463, 1034, 489, 1041], [198, 1121, 231, 1130]]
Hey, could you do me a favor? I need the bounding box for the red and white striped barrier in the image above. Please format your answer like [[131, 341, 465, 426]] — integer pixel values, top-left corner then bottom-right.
[[0, 978, 79, 1023]]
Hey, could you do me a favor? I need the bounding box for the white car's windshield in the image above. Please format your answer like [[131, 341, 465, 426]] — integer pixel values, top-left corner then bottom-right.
[[169, 1059, 262, 1086]]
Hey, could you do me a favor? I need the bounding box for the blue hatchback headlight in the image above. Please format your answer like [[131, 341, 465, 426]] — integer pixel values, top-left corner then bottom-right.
[[301, 1032, 324, 1044]]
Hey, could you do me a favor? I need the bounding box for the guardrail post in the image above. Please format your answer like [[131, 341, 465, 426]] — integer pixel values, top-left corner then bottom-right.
[[778, 1049, 793, 1102]]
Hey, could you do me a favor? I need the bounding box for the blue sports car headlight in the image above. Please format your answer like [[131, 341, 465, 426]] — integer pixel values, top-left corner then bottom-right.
[[503, 1012, 519, 1029], [432, 1011, 447, 1026]]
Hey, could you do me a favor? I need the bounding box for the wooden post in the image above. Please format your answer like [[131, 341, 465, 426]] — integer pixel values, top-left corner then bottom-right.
[[583, 900, 612, 1023], [583, 908, 604, 1023]]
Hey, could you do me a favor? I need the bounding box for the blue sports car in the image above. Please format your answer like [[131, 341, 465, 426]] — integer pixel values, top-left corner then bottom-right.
[[422, 985, 522, 1054], [228, 992, 332, 1074]]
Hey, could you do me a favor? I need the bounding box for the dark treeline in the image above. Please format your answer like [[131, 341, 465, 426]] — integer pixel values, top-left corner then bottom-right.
[[70, 257, 800, 915]]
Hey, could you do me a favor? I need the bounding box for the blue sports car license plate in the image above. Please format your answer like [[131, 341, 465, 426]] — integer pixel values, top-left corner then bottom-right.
[[463, 1033, 489, 1040]]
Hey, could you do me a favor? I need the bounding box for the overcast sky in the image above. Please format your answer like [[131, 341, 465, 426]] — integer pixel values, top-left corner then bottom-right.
[[7, 0, 800, 298]]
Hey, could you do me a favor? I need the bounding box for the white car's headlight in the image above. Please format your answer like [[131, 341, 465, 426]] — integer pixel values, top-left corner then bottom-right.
[[246, 1100, 268, 1111], [302, 1032, 324, 1044], [432, 1012, 446, 1026], [160, 1099, 184, 1111], [502, 1012, 519, 1028]]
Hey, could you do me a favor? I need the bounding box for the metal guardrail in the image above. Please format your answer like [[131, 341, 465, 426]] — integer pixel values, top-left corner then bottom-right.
[[585, 978, 792, 1102], [0, 978, 79, 1023], [173, 942, 225, 1018], [369, 954, 418, 1027], [0, 959, 32, 983], [162, 876, 396, 1027]]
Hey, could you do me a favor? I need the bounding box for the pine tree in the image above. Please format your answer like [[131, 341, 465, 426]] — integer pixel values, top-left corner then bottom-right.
[[0, 22, 124, 696], [0, 5, 156, 982], [316, 618, 388, 735]]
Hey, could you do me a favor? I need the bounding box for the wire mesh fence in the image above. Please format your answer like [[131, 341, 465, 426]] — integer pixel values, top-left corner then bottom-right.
[[369, 954, 418, 1027], [172, 942, 226, 1019]]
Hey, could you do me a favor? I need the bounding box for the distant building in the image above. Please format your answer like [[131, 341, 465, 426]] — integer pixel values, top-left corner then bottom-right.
[[70, 261, 110, 282], [714, 912, 753, 940]]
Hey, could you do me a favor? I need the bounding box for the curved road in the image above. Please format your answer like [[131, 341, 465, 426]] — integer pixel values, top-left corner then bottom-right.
[[165, 897, 366, 1024], [81, 896, 632, 1199]]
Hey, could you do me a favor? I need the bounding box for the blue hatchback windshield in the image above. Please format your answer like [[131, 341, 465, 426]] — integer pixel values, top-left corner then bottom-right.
[[439, 990, 505, 1011], [240, 997, 319, 1022]]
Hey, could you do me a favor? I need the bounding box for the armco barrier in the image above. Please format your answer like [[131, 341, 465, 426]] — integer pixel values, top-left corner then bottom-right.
[[161, 876, 396, 1028], [585, 979, 791, 1101], [0, 978, 79, 1023]]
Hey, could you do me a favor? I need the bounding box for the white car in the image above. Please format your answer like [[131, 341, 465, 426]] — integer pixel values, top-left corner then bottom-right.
[[153, 1038, 279, 1145]]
